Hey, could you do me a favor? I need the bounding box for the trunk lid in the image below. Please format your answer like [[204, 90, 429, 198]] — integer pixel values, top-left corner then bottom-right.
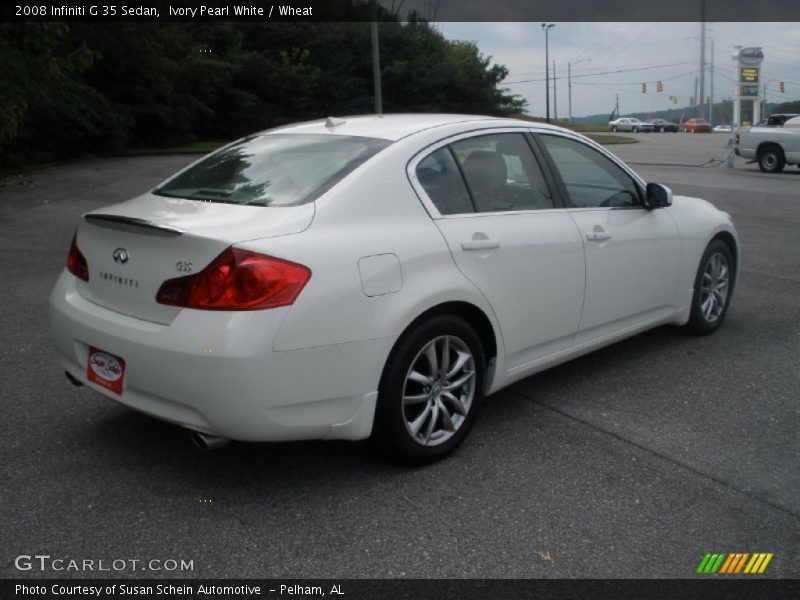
[[74, 193, 314, 324]]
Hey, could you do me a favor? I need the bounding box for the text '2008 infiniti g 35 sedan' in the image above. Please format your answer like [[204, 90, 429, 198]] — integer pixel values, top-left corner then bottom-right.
[[50, 114, 738, 463]]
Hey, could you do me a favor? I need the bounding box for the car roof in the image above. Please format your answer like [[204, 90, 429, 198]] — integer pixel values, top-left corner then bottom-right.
[[261, 113, 567, 141]]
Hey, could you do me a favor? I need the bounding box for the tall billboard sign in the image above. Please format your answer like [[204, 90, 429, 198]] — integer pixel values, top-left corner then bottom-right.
[[732, 47, 764, 126]]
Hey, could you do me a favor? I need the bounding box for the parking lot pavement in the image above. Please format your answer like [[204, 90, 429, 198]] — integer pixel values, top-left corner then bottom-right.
[[1, 143, 798, 579], [605, 130, 736, 166]]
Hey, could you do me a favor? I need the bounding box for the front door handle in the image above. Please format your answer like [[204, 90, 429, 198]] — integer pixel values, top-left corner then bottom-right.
[[461, 239, 500, 251]]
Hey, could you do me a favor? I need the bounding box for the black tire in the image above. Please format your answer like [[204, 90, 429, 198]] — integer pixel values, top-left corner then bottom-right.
[[611, 126, 618, 133], [373, 315, 486, 465], [633, 126, 639, 133], [684, 240, 734, 335], [757, 145, 785, 173], [659, 126, 665, 133]]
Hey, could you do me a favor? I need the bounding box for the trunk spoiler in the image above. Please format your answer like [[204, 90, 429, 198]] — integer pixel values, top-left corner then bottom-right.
[[84, 214, 184, 237]]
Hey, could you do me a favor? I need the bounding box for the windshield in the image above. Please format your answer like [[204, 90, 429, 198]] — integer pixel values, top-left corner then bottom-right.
[[154, 134, 391, 206]]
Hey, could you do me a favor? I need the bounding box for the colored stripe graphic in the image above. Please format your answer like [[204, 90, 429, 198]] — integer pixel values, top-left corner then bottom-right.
[[699, 552, 774, 574], [710, 553, 725, 573], [719, 554, 736, 573], [697, 554, 712, 573], [744, 554, 760, 573], [758, 553, 774, 573], [697, 553, 726, 573], [734, 553, 749, 573]]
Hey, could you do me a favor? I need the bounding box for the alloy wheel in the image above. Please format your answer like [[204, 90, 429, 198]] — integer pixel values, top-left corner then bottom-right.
[[402, 335, 476, 447], [700, 252, 730, 323]]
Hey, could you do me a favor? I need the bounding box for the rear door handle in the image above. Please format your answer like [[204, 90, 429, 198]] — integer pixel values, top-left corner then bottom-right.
[[586, 230, 612, 241], [461, 239, 500, 251]]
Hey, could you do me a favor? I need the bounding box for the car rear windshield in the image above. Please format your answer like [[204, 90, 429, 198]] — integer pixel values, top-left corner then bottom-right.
[[154, 134, 391, 206]]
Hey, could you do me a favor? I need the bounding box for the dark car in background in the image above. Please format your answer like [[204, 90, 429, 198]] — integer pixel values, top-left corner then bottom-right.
[[648, 119, 679, 133], [757, 113, 800, 127]]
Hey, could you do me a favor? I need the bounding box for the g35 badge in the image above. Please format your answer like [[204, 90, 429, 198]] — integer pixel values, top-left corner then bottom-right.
[[176, 261, 193, 273]]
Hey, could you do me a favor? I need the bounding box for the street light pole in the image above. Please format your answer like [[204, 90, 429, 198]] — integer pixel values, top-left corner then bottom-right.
[[708, 38, 714, 126], [698, 18, 706, 118], [542, 23, 555, 123]]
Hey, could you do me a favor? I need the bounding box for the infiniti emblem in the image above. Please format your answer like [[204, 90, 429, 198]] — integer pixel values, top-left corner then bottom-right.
[[112, 248, 129, 264]]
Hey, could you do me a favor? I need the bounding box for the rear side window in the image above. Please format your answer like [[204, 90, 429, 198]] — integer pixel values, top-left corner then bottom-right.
[[415, 147, 474, 215], [155, 134, 391, 207], [451, 133, 554, 212]]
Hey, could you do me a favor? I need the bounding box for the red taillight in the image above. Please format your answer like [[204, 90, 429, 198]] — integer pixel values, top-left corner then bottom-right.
[[156, 247, 311, 310], [67, 233, 89, 281]]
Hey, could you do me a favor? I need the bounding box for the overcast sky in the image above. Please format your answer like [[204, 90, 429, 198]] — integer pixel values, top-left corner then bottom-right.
[[436, 22, 800, 118]]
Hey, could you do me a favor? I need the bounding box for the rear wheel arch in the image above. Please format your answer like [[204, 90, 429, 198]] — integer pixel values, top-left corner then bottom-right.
[[373, 305, 496, 463], [757, 141, 784, 156], [384, 301, 498, 385]]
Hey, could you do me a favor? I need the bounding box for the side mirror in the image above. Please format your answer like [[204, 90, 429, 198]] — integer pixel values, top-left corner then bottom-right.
[[644, 183, 673, 209]]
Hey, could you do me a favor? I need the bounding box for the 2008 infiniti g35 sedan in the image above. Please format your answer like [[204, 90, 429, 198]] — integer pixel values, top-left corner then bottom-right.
[[49, 114, 738, 463]]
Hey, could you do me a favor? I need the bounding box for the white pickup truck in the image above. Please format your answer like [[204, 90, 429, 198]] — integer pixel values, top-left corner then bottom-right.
[[735, 116, 800, 173]]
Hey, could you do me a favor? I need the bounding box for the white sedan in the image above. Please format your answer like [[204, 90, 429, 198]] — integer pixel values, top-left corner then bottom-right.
[[49, 114, 738, 463]]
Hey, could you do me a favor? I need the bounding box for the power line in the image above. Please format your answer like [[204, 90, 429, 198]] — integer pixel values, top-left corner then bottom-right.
[[511, 58, 692, 79], [589, 22, 658, 69], [572, 71, 696, 87], [503, 61, 694, 85]]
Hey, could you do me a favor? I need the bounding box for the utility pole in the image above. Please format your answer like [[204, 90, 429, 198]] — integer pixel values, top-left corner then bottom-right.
[[542, 23, 555, 123], [568, 62, 572, 121], [694, 77, 698, 107], [553, 60, 558, 120], [698, 15, 706, 118], [370, 1, 382, 114], [615, 94, 619, 119], [708, 38, 714, 126]]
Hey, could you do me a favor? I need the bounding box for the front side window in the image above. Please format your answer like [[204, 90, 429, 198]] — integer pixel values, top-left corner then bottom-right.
[[450, 133, 554, 212], [155, 134, 390, 207], [539, 134, 641, 208]]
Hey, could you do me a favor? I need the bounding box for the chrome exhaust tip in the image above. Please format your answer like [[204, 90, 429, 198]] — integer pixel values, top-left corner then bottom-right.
[[189, 431, 230, 451]]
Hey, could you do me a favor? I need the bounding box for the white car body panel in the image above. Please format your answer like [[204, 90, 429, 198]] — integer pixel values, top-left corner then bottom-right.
[[568, 206, 682, 341], [49, 114, 739, 444], [435, 210, 585, 369]]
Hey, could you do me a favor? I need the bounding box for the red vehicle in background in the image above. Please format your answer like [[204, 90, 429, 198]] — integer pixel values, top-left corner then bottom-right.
[[683, 118, 713, 133]]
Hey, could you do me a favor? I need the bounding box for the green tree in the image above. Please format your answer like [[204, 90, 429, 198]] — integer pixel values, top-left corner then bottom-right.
[[0, 23, 119, 166], [1, 16, 526, 169]]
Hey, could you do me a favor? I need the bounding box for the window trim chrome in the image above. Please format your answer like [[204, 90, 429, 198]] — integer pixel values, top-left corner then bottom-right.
[[407, 126, 648, 219], [406, 126, 565, 220]]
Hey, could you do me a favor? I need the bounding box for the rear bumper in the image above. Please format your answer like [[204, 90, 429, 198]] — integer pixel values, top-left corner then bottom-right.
[[49, 271, 387, 441]]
